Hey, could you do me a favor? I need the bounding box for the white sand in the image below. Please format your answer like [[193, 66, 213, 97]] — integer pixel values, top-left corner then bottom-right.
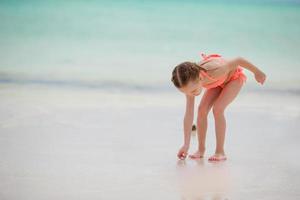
[[0, 83, 299, 199]]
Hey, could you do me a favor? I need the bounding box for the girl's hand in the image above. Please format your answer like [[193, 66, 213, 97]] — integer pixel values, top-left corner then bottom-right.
[[177, 145, 189, 160], [254, 69, 266, 85]]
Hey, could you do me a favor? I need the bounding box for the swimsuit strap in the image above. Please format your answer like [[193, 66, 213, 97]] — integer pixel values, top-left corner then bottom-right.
[[200, 70, 218, 81], [198, 52, 222, 69], [200, 53, 222, 60], [198, 52, 222, 81]]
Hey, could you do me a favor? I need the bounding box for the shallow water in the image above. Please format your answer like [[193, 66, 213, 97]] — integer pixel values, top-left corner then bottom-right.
[[0, 0, 300, 91]]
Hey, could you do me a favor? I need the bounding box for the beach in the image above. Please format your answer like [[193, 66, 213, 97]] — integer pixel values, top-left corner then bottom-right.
[[1, 0, 300, 199], [0, 83, 299, 199]]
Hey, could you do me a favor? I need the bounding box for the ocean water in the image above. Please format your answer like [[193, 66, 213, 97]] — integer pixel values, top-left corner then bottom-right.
[[0, 0, 300, 92]]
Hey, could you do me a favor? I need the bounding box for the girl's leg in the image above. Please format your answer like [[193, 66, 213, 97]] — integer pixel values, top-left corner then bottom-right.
[[189, 86, 222, 159], [209, 78, 244, 161]]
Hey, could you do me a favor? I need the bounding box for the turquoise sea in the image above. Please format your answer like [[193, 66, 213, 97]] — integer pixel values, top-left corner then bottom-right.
[[0, 0, 300, 92]]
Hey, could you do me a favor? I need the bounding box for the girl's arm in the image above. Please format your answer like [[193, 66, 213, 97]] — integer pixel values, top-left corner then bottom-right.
[[224, 57, 267, 84], [183, 94, 195, 147], [225, 57, 259, 73]]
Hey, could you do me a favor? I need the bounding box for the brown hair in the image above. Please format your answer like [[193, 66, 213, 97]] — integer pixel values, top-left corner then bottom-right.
[[171, 61, 207, 88]]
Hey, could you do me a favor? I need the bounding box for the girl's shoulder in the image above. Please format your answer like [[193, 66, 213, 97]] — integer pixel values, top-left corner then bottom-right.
[[199, 58, 229, 79], [197, 57, 225, 72]]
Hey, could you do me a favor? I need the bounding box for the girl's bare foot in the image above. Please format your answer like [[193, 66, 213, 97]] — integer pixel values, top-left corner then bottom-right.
[[208, 153, 227, 162], [188, 149, 205, 159]]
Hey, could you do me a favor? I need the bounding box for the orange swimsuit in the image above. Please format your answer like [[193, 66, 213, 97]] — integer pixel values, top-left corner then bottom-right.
[[199, 53, 247, 89]]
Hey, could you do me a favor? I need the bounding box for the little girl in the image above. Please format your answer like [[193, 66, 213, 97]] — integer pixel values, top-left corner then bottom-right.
[[171, 53, 266, 161]]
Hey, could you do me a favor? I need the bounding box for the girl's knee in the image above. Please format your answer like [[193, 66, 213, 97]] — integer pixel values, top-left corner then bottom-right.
[[212, 104, 225, 115], [197, 107, 209, 118]]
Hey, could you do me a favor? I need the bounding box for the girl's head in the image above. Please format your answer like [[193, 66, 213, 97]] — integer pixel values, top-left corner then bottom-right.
[[171, 61, 206, 96]]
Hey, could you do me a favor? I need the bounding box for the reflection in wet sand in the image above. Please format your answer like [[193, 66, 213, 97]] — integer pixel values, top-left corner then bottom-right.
[[176, 159, 232, 200]]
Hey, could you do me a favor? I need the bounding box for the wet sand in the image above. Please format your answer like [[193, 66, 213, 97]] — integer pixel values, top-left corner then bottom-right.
[[0, 83, 299, 199]]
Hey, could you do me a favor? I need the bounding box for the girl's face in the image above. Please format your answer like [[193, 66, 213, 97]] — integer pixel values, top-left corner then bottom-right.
[[179, 79, 203, 97]]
